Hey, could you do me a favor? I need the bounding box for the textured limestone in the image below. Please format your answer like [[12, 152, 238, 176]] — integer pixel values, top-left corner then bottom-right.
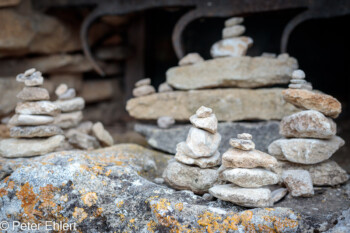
[[92, 122, 114, 146], [0, 135, 65, 158], [16, 87, 50, 101], [282, 170, 314, 197], [167, 56, 298, 89], [268, 136, 345, 164], [186, 127, 221, 158], [10, 125, 63, 138], [15, 101, 60, 116], [225, 17, 244, 27], [178, 53, 204, 66], [229, 138, 255, 151], [24, 71, 44, 86], [189, 113, 217, 133], [175, 149, 221, 168], [54, 97, 85, 113], [210, 37, 253, 58], [283, 89, 341, 118], [209, 184, 272, 207], [126, 88, 301, 121], [221, 168, 279, 188], [196, 106, 212, 118], [157, 116, 175, 129], [280, 110, 336, 139], [135, 78, 151, 87], [132, 85, 156, 97], [9, 114, 54, 126], [68, 130, 100, 150], [54, 111, 83, 129]]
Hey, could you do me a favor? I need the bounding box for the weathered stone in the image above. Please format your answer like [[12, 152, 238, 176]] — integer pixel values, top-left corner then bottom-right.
[[186, 127, 221, 158], [92, 122, 114, 146], [178, 53, 204, 66], [157, 116, 175, 129], [68, 130, 100, 150], [290, 79, 307, 84], [167, 57, 298, 90], [222, 25, 245, 38], [55, 83, 68, 96], [209, 184, 272, 207], [229, 138, 255, 151], [163, 160, 218, 194], [135, 121, 281, 154], [9, 114, 54, 126], [271, 188, 288, 204], [0, 78, 25, 116], [289, 83, 313, 90], [222, 148, 278, 169], [24, 71, 43, 86], [135, 78, 151, 87], [282, 170, 314, 197], [54, 111, 83, 129], [0, 135, 64, 158], [283, 89, 342, 118], [54, 97, 85, 113], [132, 85, 155, 97], [126, 88, 301, 121], [292, 69, 305, 79], [210, 37, 253, 58], [59, 88, 76, 100], [16, 101, 60, 116], [189, 113, 217, 133], [158, 82, 173, 92], [10, 125, 63, 138], [237, 133, 252, 140], [280, 110, 336, 139], [196, 106, 212, 118], [273, 160, 349, 186], [16, 87, 49, 101], [175, 149, 221, 168], [76, 121, 93, 134], [225, 17, 244, 27], [268, 136, 345, 164]]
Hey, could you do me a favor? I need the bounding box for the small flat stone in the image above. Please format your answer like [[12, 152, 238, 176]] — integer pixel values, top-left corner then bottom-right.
[[261, 52, 276, 58], [16, 73, 26, 82], [225, 17, 244, 27], [289, 83, 313, 90], [24, 68, 36, 76], [196, 106, 212, 118], [175, 149, 221, 168], [133, 85, 155, 97], [55, 84, 68, 96], [222, 148, 278, 169], [135, 78, 151, 87], [58, 88, 76, 100], [17, 87, 50, 101], [24, 71, 44, 86], [158, 82, 173, 92], [54, 111, 83, 129], [221, 168, 279, 188], [282, 89, 342, 118], [186, 127, 221, 158], [0, 135, 65, 158], [54, 97, 85, 113], [290, 79, 306, 84], [157, 116, 175, 129], [209, 184, 272, 207], [68, 130, 100, 150], [229, 138, 255, 151], [222, 25, 245, 38], [9, 114, 54, 126], [92, 122, 114, 146], [10, 125, 63, 138], [268, 136, 345, 164], [282, 170, 314, 197], [280, 110, 336, 139], [271, 188, 288, 204], [237, 133, 252, 140], [76, 121, 93, 134], [189, 113, 218, 133], [178, 53, 204, 66], [16, 101, 60, 116], [210, 37, 253, 58], [292, 69, 305, 79]]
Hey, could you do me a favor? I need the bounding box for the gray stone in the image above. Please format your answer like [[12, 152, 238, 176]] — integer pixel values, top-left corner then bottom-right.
[[9, 114, 54, 126], [54, 111, 83, 129], [154, 177, 164, 184], [68, 130, 100, 150], [189, 113, 217, 133], [15, 101, 60, 116], [292, 69, 305, 79], [175, 149, 221, 168], [54, 97, 85, 113], [167, 57, 298, 90], [271, 188, 288, 204], [268, 136, 345, 164], [134, 121, 281, 154], [157, 116, 175, 129], [186, 127, 221, 158], [0, 135, 65, 158], [92, 122, 114, 146], [58, 88, 76, 100], [289, 83, 313, 90], [10, 125, 63, 138], [282, 170, 314, 197], [16, 87, 50, 101], [326, 208, 350, 233]]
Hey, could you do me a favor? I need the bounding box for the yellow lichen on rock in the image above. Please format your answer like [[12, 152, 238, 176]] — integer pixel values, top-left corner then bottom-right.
[[81, 192, 98, 207]]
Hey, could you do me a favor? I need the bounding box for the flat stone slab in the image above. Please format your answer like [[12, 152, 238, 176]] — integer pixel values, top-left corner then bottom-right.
[[135, 121, 281, 154], [54, 97, 85, 113], [166, 56, 298, 89], [10, 125, 63, 138], [127, 88, 300, 121], [15, 101, 60, 116]]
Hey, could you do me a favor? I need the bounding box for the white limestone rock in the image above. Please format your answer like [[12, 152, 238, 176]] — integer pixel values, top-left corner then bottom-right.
[[92, 122, 114, 146], [178, 53, 204, 66], [229, 138, 255, 151], [189, 113, 218, 133], [17, 87, 50, 101], [55, 84, 68, 96], [222, 25, 245, 38], [135, 78, 151, 87], [292, 69, 305, 79], [54, 111, 83, 129], [210, 37, 253, 58], [237, 133, 252, 140], [282, 170, 314, 197], [175, 149, 221, 168], [157, 116, 175, 129], [225, 17, 244, 27], [67, 130, 100, 150], [186, 127, 221, 158], [196, 106, 212, 118], [59, 88, 76, 100], [133, 85, 155, 97], [54, 97, 85, 113], [9, 114, 54, 126], [16, 101, 60, 116], [24, 71, 44, 86], [158, 82, 173, 92]]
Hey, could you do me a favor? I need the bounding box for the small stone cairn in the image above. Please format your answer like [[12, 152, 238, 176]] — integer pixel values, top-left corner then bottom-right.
[[132, 78, 156, 97], [268, 69, 346, 197], [210, 17, 253, 58], [209, 133, 284, 208], [0, 68, 65, 158]]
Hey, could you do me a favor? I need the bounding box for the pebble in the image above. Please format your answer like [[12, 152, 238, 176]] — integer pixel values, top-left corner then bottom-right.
[[54, 111, 83, 129], [54, 97, 85, 113], [59, 88, 76, 100], [154, 178, 164, 184], [290, 79, 306, 84], [17, 87, 50, 101], [135, 78, 151, 87], [186, 127, 221, 158], [175, 149, 221, 168], [55, 84, 68, 96], [157, 116, 175, 129], [133, 85, 156, 97], [189, 113, 218, 133], [271, 188, 288, 204], [92, 122, 114, 146], [292, 69, 305, 79], [158, 82, 173, 92], [225, 17, 244, 27], [68, 130, 100, 150], [24, 68, 36, 76], [9, 114, 54, 126], [15, 101, 60, 116], [76, 121, 93, 134], [202, 193, 214, 201], [210, 37, 253, 58], [237, 133, 252, 140], [229, 138, 255, 151], [178, 53, 204, 66], [24, 71, 44, 86], [196, 106, 213, 118], [16, 73, 26, 82], [282, 170, 314, 197], [10, 125, 63, 138], [222, 25, 245, 38]]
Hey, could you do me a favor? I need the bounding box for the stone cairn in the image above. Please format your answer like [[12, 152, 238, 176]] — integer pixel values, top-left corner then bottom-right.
[[268, 69, 347, 196], [210, 17, 253, 58], [163, 106, 222, 194], [0, 68, 65, 158], [54, 84, 114, 150], [209, 133, 286, 208]]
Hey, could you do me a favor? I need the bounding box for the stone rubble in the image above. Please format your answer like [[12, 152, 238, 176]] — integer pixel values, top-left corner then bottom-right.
[[163, 106, 221, 193], [132, 78, 156, 97], [0, 69, 65, 158]]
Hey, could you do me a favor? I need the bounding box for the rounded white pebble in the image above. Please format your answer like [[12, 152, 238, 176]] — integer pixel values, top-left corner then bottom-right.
[[292, 69, 306, 79]]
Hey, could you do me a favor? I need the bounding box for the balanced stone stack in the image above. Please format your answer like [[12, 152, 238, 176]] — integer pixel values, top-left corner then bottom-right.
[[0, 68, 65, 158], [268, 69, 347, 194], [163, 106, 222, 194], [132, 78, 156, 97], [209, 133, 284, 208]]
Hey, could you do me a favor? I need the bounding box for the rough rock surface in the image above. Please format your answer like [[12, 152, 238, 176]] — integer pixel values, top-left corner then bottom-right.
[[175, 149, 221, 168], [135, 121, 281, 154], [282, 89, 342, 118], [127, 88, 301, 121], [0, 135, 65, 158], [10, 125, 63, 138], [210, 37, 253, 58], [268, 136, 345, 164], [54, 111, 83, 129], [157, 116, 175, 129], [68, 130, 100, 150], [282, 170, 314, 197], [189, 113, 217, 133], [167, 56, 298, 89], [92, 122, 114, 146], [178, 53, 204, 66], [163, 160, 218, 194], [186, 127, 221, 158], [133, 85, 155, 97], [280, 110, 336, 139], [15, 101, 60, 116], [230, 138, 255, 151], [54, 97, 85, 113], [16, 87, 50, 101]]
